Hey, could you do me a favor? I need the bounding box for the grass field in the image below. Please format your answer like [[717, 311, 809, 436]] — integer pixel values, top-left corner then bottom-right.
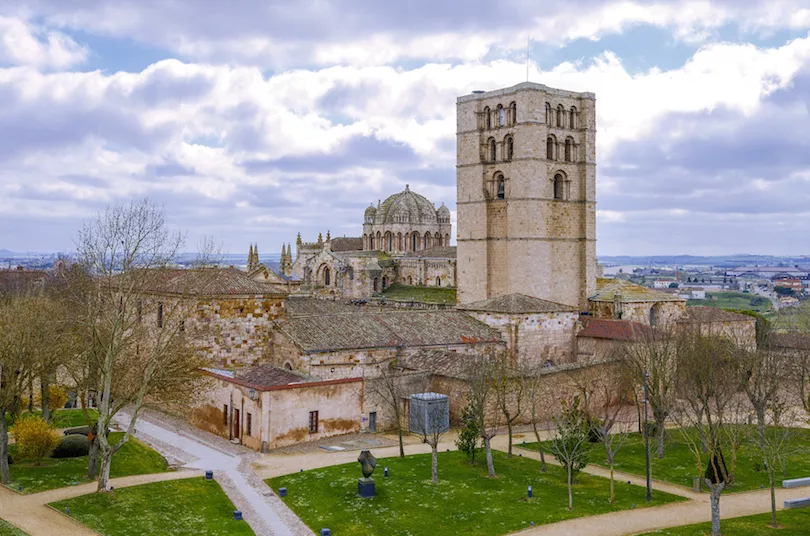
[[380, 284, 457, 304], [0, 520, 27, 536], [686, 291, 773, 314], [4, 409, 98, 429], [637, 507, 810, 535], [7, 431, 169, 494], [520, 427, 810, 493], [51, 478, 254, 536], [268, 450, 683, 536]]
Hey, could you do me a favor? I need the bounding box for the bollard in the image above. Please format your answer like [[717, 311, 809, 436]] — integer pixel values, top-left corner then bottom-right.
[[65, 508, 70, 515], [279, 487, 287, 498], [205, 470, 213, 480], [321, 529, 332, 536], [528, 485, 532, 498], [384, 467, 389, 478], [300, 469, 304, 472], [234, 511, 243, 521]]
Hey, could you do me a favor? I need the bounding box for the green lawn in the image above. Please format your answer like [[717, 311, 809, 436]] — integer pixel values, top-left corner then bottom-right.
[[0, 520, 27, 536], [7, 432, 169, 494], [268, 450, 683, 536], [4, 409, 98, 429], [521, 428, 810, 493], [51, 478, 254, 536], [638, 507, 810, 535], [687, 291, 772, 314], [380, 284, 457, 304]]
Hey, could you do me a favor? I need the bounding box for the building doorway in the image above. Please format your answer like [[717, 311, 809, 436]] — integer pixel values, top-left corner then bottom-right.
[[233, 408, 241, 439]]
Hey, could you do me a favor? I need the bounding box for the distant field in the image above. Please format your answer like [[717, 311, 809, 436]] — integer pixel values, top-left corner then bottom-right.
[[687, 291, 772, 313], [380, 284, 457, 304]]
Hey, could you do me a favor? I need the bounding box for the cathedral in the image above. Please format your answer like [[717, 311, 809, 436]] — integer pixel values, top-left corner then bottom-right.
[[289, 185, 457, 298]]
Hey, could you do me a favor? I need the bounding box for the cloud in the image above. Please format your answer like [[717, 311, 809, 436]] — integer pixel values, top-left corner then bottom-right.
[[0, 16, 87, 69]]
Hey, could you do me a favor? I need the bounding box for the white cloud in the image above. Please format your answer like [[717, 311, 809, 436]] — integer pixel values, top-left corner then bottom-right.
[[0, 16, 87, 69]]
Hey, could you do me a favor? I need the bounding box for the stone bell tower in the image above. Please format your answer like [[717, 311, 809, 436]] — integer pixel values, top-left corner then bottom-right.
[[455, 82, 597, 310]]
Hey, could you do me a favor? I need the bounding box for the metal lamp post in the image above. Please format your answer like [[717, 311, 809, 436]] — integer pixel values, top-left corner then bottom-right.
[[642, 370, 652, 503]]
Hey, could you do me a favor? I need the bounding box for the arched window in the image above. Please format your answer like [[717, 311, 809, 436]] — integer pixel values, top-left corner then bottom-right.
[[564, 138, 573, 162], [373, 277, 378, 292], [493, 173, 505, 200], [375, 231, 381, 250], [368, 234, 373, 250], [436, 277, 441, 287], [424, 232, 431, 249], [412, 233, 417, 251], [408, 276, 413, 285], [546, 136, 556, 160], [323, 266, 331, 286], [445, 233, 450, 246], [397, 232, 402, 251], [505, 136, 514, 161], [554, 173, 565, 200], [434, 232, 440, 247], [545, 103, 552, 125], [484, 106, 491, 130], [284, 362, 293, 371], [650, 303, 662, 327], [509, 102, 517, 125], [557, 105, 564, 128], [386, 232, 392, 252], [497, 105, 505, 126], [382, 276, 387, 289], [569, 106, 577, 129], [488, 138, 496, 161]]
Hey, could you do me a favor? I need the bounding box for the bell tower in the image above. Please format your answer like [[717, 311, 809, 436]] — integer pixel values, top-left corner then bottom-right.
[[455, 82, 597, 310]]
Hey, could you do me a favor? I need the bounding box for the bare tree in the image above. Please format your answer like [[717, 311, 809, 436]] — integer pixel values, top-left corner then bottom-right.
[[412, 393, 449, 484], [620, 324, 679, 458], [548, 395, 591, 510], [73, 199, 209, 492], [466, 355, 499, 477], [673, 330, 739, 536], [521, 366, 550, 471], [0, 295, 36, 484], [590, 373, 632, 503], [365, 355, 427, 458], [492, 358, 522, 458]]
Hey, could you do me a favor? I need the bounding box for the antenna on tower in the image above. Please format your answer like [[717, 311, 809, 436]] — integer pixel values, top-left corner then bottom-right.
[[526, 35, 530, 82]]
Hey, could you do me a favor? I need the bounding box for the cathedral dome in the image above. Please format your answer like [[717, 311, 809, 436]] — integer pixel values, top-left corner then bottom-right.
[[375, 185, 437, 225]]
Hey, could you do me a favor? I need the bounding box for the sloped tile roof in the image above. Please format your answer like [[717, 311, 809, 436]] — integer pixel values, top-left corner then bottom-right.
[[330, 237, 364, 252], [577, 318, 652, 341], [236, 364, 309, 387], [590, 278, 685, 303], [0, 269, 50, 295], [137, 267, 288, 296], [405, 246, 456, 259], [400, 349, 476, 379], [680, 306, 755, 324], [276, 310, 502, 353], [458, 293, 577, 314], [285, 297, 366, 316]]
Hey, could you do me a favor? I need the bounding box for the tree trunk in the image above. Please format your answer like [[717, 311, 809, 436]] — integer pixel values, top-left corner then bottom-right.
[[41, 379, 51, 424], [567, 463, 574, 510], [87, 434, 99, 479], [769, 469, 778, 528], [0, 417, 9, 485], [28, 378, 34, 413], [655, 417, 666, 459], [97, 449, 113, 492], [398, 426, 405, 458], [484, 436, 495, 477], [431, 444, 438, 484], [708, 483, 723, 536], [609, 463, 615, 504], [532, 421, 546, 472], [507, 420, 513, 458]]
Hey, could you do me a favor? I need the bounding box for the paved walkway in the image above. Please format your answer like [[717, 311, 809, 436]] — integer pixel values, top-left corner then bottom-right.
[[113, 412, 306, 536]]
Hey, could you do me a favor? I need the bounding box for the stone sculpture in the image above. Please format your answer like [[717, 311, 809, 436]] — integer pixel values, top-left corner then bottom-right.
[[357, 450, 377, 478]]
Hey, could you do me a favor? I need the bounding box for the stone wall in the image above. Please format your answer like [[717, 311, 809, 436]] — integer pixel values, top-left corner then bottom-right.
[[465, 310, 579, 366], [397, 258, 456, 288]]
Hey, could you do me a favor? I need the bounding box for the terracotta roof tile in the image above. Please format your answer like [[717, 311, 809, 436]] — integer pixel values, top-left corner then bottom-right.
[[770, 332, 810, 350], [137, 267, 288, 296], [458, 293, 577, 314], [400, 349, 476, 379]]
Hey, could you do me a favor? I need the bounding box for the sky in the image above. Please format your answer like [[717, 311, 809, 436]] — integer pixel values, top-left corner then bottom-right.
[[1, 0, 810, 257]]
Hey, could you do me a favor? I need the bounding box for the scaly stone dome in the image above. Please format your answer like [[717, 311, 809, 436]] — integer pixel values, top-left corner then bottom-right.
[[375, 185, 437, 225]]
